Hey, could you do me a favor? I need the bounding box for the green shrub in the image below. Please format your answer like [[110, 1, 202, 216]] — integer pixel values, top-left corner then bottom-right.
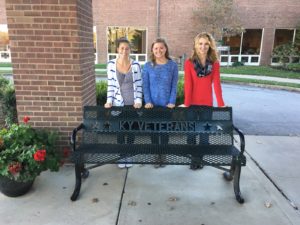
[[176, 78, 184, 105], [286, 63, 300, 72], [231, 61, 244, 67], [272, 42, 300, 66], [0, 76, 17, 126], [96, 81, 107, 105], [94, 64, 107, 69]]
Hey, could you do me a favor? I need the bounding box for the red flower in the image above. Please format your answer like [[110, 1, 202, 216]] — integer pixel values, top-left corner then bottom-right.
[[63, 147, 71, 158], [23, 116, 30, 123], [0, 138, 4, 148], [8, 162, 22, 175], [33, 149, 46, 162]]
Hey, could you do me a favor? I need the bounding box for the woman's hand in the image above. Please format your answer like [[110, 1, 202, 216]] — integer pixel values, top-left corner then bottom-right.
[[104, 102, 112, 108], [145, 103, 153, 109], [166, 103, 175, 109], [133, 103, 142, 109]]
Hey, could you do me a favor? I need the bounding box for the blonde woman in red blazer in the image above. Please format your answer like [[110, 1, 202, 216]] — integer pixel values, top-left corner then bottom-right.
[[183, 32, 225, 107], [182, 32, 225, 170]]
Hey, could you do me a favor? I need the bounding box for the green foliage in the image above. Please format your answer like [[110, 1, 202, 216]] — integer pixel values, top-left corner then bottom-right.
[[94, 64, 107, 69], [0, 76, 17, 126], [221, 66, 300, 79], [0, 63, 12, 67], [0, 117, 61, 182], [272, 42, 300, 66], [96, 81, 108, 105], [286, 63, 300, 72], [176, 78, 184, 105], [231, 61, 244, 67]]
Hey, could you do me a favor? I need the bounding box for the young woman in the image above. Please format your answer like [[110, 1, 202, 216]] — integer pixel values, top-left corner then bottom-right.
[[182, 32, 225, 170], [104, 37, 143, 168], [105, 38, 142, 109], [142, 38, 178, 167], [183, 32, 225, 107], [142, 38, 178, 109]]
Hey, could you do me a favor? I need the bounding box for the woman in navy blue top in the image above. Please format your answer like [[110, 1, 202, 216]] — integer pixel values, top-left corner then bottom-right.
[[142, 38, 178, 109]]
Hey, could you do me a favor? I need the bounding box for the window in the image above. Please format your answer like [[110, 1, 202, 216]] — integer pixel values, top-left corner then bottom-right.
[[0, 24, 9, 52], [107, 27, 146, 54], [222, 35, 241, 54], [273, 29, 294, 49], [222, 29, 262, 55], [241, 29, 262, 55]]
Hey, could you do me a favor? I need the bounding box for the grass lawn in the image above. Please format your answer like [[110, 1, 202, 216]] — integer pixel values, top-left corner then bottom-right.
[[221, 76, 300, 89], [220, 66, 300, 79]]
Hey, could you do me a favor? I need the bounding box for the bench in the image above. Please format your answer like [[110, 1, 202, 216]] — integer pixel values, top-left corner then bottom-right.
[[70, 106, 246, 203]]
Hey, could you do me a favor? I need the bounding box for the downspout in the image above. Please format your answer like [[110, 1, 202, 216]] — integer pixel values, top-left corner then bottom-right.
[[156, 0, 160, 38]]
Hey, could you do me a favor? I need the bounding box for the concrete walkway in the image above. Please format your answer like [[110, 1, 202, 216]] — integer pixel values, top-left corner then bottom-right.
[[1, 136, 300, 225]]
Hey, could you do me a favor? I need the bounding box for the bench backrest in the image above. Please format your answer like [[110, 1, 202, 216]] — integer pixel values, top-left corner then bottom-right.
[[81, 106, 233, 147]]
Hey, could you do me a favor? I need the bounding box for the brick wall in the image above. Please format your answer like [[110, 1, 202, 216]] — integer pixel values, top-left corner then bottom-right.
[[93, 0, 300, 65], [5, 0, 96, 147], [1, 0, 299, 65], [93, 0, 157, 63], [0, 0, 6, 23]]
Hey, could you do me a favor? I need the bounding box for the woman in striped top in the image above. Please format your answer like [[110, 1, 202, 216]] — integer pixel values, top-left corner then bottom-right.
[[104, 37, 143, 168]]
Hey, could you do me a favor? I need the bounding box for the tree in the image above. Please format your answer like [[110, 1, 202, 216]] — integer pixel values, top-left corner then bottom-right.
[[193, 0, 244, 41]]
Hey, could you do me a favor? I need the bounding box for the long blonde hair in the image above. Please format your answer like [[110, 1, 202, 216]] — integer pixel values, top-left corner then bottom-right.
[[190, 32, 219, 63]]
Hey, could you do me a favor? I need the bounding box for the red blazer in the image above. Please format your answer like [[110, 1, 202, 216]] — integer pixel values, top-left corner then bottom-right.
[[184, 59, 225, 107]]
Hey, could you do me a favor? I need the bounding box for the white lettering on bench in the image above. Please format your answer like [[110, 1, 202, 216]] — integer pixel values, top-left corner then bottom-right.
[[119, 121, 195, 131]]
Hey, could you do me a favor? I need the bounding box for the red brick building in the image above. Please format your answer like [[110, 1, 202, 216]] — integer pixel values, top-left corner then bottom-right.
[[93, 0, 299, 66], [1, 0, 300, 66]]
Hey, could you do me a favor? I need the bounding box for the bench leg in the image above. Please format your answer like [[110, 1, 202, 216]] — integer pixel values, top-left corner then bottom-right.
[[71, 163, 89, 201], [223, 162, 235, 181], [223, 161, 244, 204], [190, 156, 203, 170], [233, 165, 244, 204]]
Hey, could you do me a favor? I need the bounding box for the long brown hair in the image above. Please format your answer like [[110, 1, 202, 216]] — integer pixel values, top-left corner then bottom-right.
[[150, 38, 171, 66], [190, 32, 219, 63]]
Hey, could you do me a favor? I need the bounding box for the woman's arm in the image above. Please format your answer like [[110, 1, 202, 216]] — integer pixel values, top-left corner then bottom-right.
[[184, 60, 192, 107], [142, 63, 152, 104], [105, 61, 115, 106], [212, 62, 225, 107], [168, 61, 179, 105], [133, 62, 143, 107]]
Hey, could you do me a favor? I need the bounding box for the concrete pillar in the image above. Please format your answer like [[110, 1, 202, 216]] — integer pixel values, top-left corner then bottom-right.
[[5, 0, 96, 146]]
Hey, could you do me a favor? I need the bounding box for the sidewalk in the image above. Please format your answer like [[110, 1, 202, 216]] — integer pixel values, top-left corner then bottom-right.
[[1, 136, 300, 225]]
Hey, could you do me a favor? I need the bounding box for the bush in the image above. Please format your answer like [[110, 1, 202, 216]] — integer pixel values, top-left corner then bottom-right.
[[272, 42, 300, 66], [176, 78, 184, 105], [231, 61, 244, 67], [0, 77, 17, 126], [286, 63, 300, 72], [96, 81, 107, 106]]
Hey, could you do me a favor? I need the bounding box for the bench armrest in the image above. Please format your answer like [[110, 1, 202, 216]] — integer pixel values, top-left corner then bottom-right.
[[233, 125, 245, 154], [70, 123, 84, 151]]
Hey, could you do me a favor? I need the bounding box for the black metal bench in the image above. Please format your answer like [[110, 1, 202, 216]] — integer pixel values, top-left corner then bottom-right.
[[70, 106, 246, 203]]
